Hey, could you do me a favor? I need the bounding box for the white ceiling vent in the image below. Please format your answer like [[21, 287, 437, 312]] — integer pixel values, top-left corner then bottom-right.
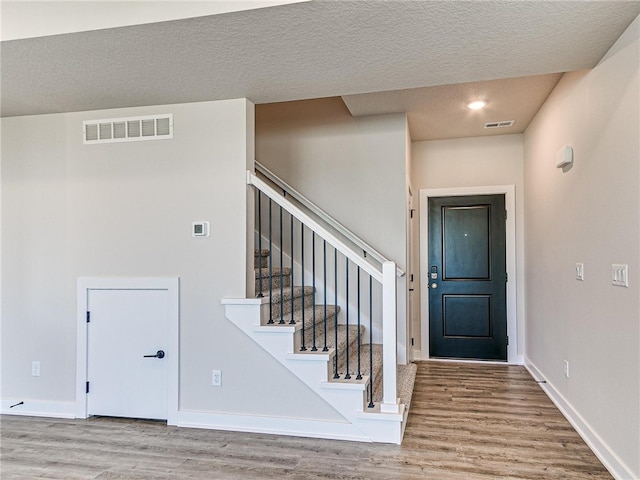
[[484, 120, 515, 129], [83, 114, 173, 144]]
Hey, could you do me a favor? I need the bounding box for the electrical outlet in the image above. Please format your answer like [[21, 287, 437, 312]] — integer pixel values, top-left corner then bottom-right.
[[212, 370, 222, 387], [32, 361, 40, 377], [563, 360, 569, 378]]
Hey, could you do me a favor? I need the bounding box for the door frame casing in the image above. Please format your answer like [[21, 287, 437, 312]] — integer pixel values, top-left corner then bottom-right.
[[76, 277, 180, 424], [419, 186, 518, 364]]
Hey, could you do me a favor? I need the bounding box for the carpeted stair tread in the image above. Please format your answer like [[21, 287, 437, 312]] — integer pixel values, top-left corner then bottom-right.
[[302, 324, 362, 356], [269, 305, 338, 328], [333, 339, 381, 383], [260, 285, 314, 303], [254, 249, 270, 268], [255, 266, 291, 278], [263, 286, 314, 319], [255, 266, 292, 294], [370, 360, 417, 408], [397, 362, 417, 408]]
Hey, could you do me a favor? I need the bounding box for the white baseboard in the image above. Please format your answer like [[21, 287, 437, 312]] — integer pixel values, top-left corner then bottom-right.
[[177, 409, 371, 443], [524, 358, 637, 480], [1, 398, 76, 419]]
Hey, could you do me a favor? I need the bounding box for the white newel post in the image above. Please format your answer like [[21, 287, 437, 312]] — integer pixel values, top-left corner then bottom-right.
[[380, 261, 399, 413]]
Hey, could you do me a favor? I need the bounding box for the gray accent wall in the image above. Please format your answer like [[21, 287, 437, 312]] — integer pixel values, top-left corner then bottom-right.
[[1, 98, 343, 421]]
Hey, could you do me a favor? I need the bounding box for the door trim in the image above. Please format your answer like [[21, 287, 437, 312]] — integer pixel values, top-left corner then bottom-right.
[[419, 186, 518, 364], [76, 277, 179, 424]]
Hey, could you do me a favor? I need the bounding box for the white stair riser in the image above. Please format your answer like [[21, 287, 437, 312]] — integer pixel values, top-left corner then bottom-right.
[[320, 386, 368, 413], [286, 357, 332, 384], [254, 329, 296, 355]]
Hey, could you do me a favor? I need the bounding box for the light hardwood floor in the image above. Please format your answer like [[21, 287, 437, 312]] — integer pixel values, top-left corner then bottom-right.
[[1, 362, 611, 479]]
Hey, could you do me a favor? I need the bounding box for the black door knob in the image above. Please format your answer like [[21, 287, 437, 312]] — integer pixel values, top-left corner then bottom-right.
[[143, 350, 165, 359]]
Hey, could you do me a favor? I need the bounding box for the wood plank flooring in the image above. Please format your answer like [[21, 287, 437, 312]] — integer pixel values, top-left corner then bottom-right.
[[1, 361, 612, 479]]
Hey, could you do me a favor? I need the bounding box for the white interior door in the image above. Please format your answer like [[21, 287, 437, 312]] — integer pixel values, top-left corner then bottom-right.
[[87, 288, 169, 420]]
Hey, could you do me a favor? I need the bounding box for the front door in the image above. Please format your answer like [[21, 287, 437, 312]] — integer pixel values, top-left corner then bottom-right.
[[87, 288, 169, 420], [428, 194, 507, 360]]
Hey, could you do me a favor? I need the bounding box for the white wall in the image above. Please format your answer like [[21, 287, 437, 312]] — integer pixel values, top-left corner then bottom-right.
[[411, 134, 525, 357], [1, 98, 342, 422], [524, 16, 639, 479], [256, 97, 410, 362]]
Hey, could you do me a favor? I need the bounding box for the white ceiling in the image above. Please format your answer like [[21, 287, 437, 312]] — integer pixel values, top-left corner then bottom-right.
[[2, 1, 638, 140], [0, 1, 309, 41]]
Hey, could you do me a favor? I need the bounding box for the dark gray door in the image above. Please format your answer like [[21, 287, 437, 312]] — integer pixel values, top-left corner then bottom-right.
[[428, 195, 507, 360]]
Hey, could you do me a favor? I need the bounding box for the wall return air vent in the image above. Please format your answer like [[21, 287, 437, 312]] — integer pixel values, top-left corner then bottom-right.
[[83, 114, 173, 144], [484, 120, 515, 129]]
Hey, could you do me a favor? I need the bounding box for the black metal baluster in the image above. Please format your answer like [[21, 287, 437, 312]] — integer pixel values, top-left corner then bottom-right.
[[311, 232, 317, 351], [356, 267, 362, 380], [368, 275, 374, 408], [257, 192, 263, 298], [300, 224, 306, 351], [333, 249, 339, 379], [268, 198, 274, 324], [344, 258, 351, 379], [289, 213, 295, 325], [279, 206, 284, 324], [322, 240, 328, 352]]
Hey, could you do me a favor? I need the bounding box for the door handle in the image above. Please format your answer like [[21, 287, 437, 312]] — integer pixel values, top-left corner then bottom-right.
[[143, 350, 165, 359]]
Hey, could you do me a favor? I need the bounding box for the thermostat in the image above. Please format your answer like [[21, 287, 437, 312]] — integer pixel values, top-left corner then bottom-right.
[[192, 221, 210, 237]]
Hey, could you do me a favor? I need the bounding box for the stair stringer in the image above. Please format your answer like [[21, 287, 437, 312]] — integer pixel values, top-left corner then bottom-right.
[[222, 298, 405, 444]]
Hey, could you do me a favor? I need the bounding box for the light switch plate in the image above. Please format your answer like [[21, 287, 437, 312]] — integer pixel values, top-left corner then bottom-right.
[[575, 263, 584, 281], [612, 264, 629, 287]]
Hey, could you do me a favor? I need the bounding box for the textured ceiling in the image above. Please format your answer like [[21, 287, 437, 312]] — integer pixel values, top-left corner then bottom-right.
[[343, 74, 564, 141], [1, 1, 309, 41], [1, 1, 639, 139]]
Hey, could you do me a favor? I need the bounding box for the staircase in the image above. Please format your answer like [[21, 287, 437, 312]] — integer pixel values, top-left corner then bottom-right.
[[255, 248, 383, 401], [255, 247, 418, 406], [223, 166, 417, 443]]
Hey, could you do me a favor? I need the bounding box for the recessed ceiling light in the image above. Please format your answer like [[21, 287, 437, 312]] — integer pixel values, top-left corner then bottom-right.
[[467, 101, 487, 110]]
